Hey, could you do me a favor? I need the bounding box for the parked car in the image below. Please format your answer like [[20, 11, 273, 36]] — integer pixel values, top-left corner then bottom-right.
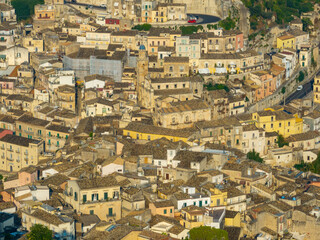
[[188, 19, 197, 23], [297, 85, 303, 91]]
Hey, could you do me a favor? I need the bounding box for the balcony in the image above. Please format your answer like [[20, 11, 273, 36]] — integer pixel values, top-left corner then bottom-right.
[[8, 149, 13, 152], [81, 197, 120, 205], [6, 158, 13, 161], [24, 157, 28, 161], [24, 152, 28, 156], [107, 213, 117, 217], [1, 155, 4, 159], [16, 150, 20, 153]]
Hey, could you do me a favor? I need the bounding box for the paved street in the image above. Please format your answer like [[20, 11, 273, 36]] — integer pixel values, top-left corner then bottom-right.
[[282, 69, 320, 104], [66, 1, 107, 10], [187, 14, 220, 24]]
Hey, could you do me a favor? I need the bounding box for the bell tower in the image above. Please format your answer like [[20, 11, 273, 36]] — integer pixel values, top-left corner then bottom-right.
[[137, 45, 149, 105]]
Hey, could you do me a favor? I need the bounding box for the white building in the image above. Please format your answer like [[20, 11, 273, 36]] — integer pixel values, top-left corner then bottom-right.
[[48, 70, 75, 92], [173, 186, 211, 210], [242, 124, 266, 155], [34, 87, 49, 103], [15, 185, 50, 201], [176, 36, 201, 60], [84, 74, 109, 89], [0, 46, 29, 66], [100, 157, 124, 176]]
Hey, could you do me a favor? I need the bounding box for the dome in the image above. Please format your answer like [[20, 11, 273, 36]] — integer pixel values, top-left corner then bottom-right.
[[139, 45, 146, 50]]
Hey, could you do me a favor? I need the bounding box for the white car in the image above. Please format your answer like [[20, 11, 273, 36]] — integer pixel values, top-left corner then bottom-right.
[[100, 4, 106, 7], [297, 85, 303, 91]]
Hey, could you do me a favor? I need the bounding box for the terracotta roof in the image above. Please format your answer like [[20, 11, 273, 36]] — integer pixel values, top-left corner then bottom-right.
[[76, 176, 120, 190]]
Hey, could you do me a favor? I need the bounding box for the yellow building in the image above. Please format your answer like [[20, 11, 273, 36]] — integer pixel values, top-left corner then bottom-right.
[[16, 115, 50, 140], [34, 4, 55, 21], [63, 176, 122, 221], [252, 109, 303, 138], [314, 74, 320, 104], [152, 4, 167, 23], [147, 28, 181, 55], [204, 186, 228, 208], [54, 85, 76, 112], [225, 210, 241, 227], [45, 124, 70, 153], [0, 134, 44, 172], [180, 205, 205, 229], [22, 37, 44, 53], [123, 122, 196, 143], [277, 34, 296, 51]]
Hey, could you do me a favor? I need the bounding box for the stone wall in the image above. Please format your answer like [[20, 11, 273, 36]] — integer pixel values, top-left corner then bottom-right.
[[171, 0, 232, 18]]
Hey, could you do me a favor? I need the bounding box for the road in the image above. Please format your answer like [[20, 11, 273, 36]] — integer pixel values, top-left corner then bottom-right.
[[187, 14, 221, 24], [283, 79, 314, 104], [282, 69, 320, 104], [66, 1, 107, 10]]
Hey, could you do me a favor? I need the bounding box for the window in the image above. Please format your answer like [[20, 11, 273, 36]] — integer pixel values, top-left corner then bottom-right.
[[271, 124, 273, 128], [147, 135, 151, 141], [170, 209, 173, 213], [164, 209, 167, 214], [108, 208, 113, 216], [104, 192, 108, 200], [288, 122, 291, 126], [90, 210, 94, 215], [83, 194, 87, 203], [91, 193, 99, 201], [74, 192, 78, 201]]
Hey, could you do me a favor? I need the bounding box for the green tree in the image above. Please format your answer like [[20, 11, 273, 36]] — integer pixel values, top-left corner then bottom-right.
[[132, 24, 152, 31], [219, 17, 236, 30], [298, 71, 305, 82], [276, 134, 289, 147], [281, 87, 286, 105], [12, 0, 44, 21], [302, 18, 313, 32], [0, 174, 3, 182], [27, 224, 53, 240], [189, 226, 229, 240], [247, 149, 263, 163]]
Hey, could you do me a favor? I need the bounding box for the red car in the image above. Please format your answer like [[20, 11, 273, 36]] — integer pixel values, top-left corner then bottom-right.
[[188, 19, 196, 23]]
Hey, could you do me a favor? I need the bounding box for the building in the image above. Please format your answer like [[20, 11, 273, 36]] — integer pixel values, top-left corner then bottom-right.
[[63, 48, 125, 81], [154, 99, 211, 129], [149, 200, 174, 218], [180, 205, 205, 229], [0, 134, 44, 172], [15, 115, 50, 140], [163, 57, 189, 77], [54, 85, 76, 112], [45, 124, 70, 153], [252, 109, 303, 138], [249, 71, 276, 101], [277, 34, 296, 51], [22, 207, 75, 240], [64, 176, 122, 221], [198, 50, 263, 75], [123, 122, 198, 143], [314, 74, 320, 104]]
